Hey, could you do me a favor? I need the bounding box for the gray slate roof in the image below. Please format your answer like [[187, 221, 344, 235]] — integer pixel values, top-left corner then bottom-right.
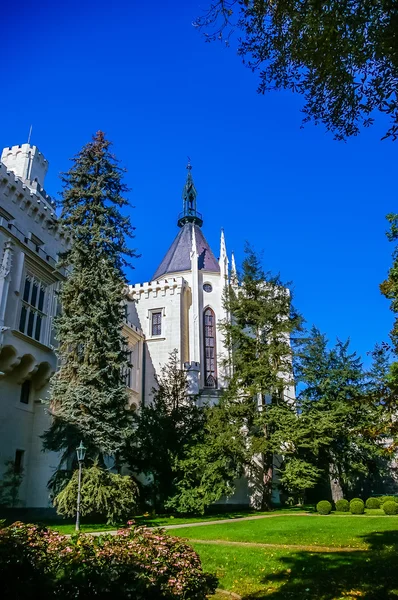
[[152, 223, 220, 280]]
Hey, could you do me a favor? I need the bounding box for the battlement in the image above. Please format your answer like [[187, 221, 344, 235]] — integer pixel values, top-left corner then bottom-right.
[[0, 161, 70, 247], [1, 144, 48, 188], [128, 276, 187, 298]]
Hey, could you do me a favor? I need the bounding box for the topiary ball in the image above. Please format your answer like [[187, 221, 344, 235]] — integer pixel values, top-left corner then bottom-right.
[[350, 497, 364, 505], [350, 500, 365, 514], [335, 499, 349, 512], [317, 500, 332, 515], [366, 497, 381, 509], [380, 496, 398, 505], [383, 501, 398, 515]]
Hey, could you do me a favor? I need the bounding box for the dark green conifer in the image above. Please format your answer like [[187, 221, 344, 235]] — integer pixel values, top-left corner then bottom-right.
[[43, 132, 137, 469]]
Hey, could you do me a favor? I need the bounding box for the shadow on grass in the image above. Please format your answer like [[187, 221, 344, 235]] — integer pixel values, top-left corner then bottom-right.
[[242, 530, 398, 600]]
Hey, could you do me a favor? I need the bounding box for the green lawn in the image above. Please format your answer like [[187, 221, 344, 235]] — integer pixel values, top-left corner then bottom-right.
[[165, 515, 398, 599], [40, 508, 306, 534], [200, 541, 398, 599], [168, 514, 398, 549]]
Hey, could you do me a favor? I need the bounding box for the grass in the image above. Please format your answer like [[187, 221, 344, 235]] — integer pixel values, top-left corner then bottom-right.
[[167, 514, 398, 549], [13, 507, 307, 535], [166, 515, 398, 598], [201, 539, 398, 599]]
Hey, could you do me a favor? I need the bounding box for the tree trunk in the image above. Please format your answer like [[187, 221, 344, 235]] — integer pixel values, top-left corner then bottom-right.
[[329, 463, 344, 502], [260, 453, 274, 510]]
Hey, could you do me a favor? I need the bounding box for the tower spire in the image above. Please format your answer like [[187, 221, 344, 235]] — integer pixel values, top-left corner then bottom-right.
[[177, 160, 203, 228]]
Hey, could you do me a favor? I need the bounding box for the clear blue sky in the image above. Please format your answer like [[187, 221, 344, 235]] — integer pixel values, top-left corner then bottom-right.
[[2, 0, 397, 363]]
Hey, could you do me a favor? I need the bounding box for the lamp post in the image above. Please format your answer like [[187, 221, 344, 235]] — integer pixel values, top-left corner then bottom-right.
[[75, 440, 86, 532]]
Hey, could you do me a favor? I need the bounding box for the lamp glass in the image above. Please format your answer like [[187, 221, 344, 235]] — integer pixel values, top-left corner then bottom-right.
[[76, 441, 86, 462]]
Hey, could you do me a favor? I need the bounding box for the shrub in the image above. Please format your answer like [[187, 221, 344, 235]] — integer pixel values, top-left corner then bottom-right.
[[316, 500, 332, 515], [0, 522, 217, 599], [350, 497, 364, 505], [380, 495, 398, 505], [54, 464, 139, 524], [366, 497, 381, 509], [335, 499, 349, 512], [383, 501, 398, 515], [350, 500, 365, 514]]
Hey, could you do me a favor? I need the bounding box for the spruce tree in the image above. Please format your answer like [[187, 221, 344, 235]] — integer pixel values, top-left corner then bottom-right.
[[43, 132, 137, 469]]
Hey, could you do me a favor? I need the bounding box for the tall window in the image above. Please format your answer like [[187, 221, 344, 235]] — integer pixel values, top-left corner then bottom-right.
[[20, 380, 31, 404], [14, 449, 24, 474], [151, 311, 162, 336], [19, 274, 47, 342], [204, 307, 217, 388]]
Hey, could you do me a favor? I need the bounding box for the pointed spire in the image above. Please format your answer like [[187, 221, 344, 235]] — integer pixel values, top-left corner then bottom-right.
[[231, 252, 238, 286], [219, 228, 229, 283], [177, 160, 203, 228]]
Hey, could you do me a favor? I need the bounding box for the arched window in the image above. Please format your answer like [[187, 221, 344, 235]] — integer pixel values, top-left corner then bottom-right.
[[203, 307, 217, 388]]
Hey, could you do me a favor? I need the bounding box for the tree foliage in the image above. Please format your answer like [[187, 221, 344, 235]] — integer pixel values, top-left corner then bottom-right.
[[295, 328, 395, 500], [197, 1, 398, 140], [125, 350, 205, 511], [381, 213, 398, 352], [54, 464, 139, 524], [43, 132, 137, 469], [168, 245, 306, 512]]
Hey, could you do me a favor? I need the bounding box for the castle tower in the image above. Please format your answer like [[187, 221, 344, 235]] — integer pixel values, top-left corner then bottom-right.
[[1, 144, 49, 190], [128, 162, 231, 403]]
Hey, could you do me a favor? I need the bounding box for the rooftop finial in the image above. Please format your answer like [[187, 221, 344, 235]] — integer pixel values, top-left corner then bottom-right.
[[177, 160, 203, 228], [27, 125, 33, 145]]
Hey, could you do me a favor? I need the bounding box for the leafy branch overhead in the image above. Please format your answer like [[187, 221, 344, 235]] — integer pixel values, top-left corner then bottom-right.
[[196, 1, 398, 140]]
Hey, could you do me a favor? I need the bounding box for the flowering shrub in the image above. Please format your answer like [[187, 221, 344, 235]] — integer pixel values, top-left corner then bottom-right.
[[0, 522, 217, 599]]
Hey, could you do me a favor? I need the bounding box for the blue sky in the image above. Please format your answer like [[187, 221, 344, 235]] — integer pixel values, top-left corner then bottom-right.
[[2, 0, 397, 363]]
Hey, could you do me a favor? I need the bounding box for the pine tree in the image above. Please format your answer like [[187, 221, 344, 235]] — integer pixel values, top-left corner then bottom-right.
[[125, 350, 205, 512], [381, 213, 398, 353], [295, 327, 388, 500], [43, 132, 137, 470]]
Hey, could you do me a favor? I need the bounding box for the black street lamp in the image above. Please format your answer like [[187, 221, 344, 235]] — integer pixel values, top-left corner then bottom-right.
[[75, 440, 86, 532]]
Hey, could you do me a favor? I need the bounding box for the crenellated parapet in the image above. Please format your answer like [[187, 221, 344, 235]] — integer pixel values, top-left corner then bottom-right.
[[128, 276, 187, 299], [0, 161, 71, 247]]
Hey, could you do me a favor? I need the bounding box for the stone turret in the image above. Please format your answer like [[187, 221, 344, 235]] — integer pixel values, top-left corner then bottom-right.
[[1, 144, 49, 190]]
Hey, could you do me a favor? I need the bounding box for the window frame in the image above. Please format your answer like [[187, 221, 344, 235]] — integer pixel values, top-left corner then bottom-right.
[[203, 307, 217, 388], [18, 272, 48, 343]]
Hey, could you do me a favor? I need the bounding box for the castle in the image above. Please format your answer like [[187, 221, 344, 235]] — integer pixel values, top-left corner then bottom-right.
[[0, 143, 238, 508]]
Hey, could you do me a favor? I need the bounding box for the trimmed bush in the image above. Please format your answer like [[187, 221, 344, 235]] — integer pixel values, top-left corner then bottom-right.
[[350, 497, 364, 505], [366, 497, 381, 509], [317, 500, 332, 515], [380, 495, 398, 505], [0, 522, 217, 599], [383, 501, 398, 515], [350, 500, 365, 514], [335, 499, 349, 512]]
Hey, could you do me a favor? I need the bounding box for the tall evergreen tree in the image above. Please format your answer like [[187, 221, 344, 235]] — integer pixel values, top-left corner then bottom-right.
[[43, 132, 137, 470], [125, 350, 205, 512], [295, 328, 389, 500], [168, 245, 303, 512], [381, 213, 398, 353]]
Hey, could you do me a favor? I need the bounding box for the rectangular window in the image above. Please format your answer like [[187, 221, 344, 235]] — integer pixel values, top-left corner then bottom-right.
[[18, 274, 47, 342], [20, 380, 31, 404], [14, 450, 24, 474], [151, 311, 162, 336]]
